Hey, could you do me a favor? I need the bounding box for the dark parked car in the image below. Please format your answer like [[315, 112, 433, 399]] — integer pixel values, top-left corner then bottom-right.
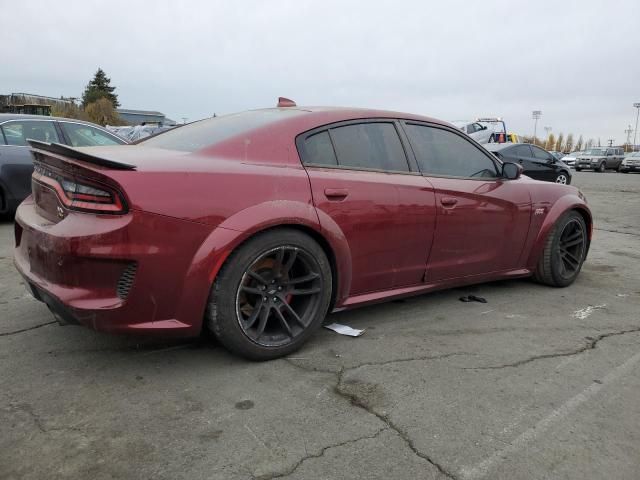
[[0, 114, 127, 216], [575, 147, 624, 172], [485, 143, 572, 184], [14, 102, 592, 360]]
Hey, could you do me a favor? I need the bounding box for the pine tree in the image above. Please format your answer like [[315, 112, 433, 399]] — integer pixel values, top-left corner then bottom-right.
[[81, 68, 120, 108]]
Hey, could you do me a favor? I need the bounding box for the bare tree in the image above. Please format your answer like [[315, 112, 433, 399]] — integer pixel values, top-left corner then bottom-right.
[[555, 133, 564, 152], [546, 133, 556, 150], [565, 133, 574, 153], [575, 135, 584, 151]]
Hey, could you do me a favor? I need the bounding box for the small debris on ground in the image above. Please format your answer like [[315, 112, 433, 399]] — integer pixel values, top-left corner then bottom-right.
[[459, 295, 487, 304], [324, 323, 365, 337]]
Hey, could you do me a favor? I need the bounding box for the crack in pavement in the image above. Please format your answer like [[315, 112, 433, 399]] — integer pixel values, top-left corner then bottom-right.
[[334, 367, 458, 480], [464, 327, 640, 370], [260, 427, 389, 479], [594, 227, 640, 237], [284, 353, 464, 479], [0, 321, 56, 337]]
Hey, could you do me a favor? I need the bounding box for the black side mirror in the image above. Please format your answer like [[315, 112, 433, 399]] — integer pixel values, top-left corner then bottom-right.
[[502, 162, 522, 180]]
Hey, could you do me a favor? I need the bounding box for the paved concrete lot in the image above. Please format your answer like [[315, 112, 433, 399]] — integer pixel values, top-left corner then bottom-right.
[[1, 172, 639, 480]]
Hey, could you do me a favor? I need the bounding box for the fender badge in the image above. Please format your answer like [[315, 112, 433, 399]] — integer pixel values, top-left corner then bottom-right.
[[534, 208, 545, 216], [57, 206, 65, 219]]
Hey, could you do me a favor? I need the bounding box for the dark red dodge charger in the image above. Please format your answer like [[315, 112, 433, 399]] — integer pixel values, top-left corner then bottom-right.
[[14, 100, 592, 360]]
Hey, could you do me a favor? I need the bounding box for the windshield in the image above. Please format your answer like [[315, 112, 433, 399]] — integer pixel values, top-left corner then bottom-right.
[[140, 109, 306, 152], [583, 148, 606, 156]]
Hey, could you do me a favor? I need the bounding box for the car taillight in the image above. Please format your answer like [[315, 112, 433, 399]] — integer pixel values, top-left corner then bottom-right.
[[33, 163, 126, 214]]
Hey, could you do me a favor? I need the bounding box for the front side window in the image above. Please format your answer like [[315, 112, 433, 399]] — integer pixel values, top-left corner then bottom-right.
[[329, 122, 409, 172], [0, 120, 59, 146], [404, 124, 498, 178], [61, 123, 123, 147]]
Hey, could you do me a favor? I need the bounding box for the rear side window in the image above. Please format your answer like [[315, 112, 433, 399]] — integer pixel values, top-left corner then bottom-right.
[[329, 122, 409, 172], [141, 109, 305, 152], [404, 124, 498, 178], [61, 123, 124, 147], [303, 131, 337, 166], [513, 145, 533, 157], [0, 120, 59, 146], [531, 146, 550, 160]]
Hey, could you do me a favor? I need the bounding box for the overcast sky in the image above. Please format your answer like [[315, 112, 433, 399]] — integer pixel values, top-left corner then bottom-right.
[[2, 0, 639, 144]]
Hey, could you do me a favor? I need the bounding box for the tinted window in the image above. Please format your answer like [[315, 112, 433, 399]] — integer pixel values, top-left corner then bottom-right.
[[1, 120, 59, 146], [513, 145, 533, 157], [141, 109, 305, 152], [61, 123, 123, 147], [531, 146, 550, 160], [330, 123, 409, 172], [303, 131, 337, 166], [405, 124, 498, 178]]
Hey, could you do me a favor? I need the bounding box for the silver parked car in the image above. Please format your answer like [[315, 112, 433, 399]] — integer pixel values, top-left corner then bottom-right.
[[619, 151, 640, 173], [451, 120, 493, 144], [0, 114, 127, 216], [560, 151, 584, 168], [575, 147, 624, 172]]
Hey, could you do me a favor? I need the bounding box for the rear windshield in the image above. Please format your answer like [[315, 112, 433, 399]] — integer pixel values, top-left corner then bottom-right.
[[140, 109, 305, 152]]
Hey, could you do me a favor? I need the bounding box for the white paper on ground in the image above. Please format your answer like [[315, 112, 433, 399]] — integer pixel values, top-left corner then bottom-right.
[[323, 323, 365, 337]]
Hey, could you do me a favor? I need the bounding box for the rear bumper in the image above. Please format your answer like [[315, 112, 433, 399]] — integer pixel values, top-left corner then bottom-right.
[[14, 197, 214, 337]]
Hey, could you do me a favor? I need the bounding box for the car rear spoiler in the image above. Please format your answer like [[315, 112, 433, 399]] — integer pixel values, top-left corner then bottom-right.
[[27, 139, 137, 171]]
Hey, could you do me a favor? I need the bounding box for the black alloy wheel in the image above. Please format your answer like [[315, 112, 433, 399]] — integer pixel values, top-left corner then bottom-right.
[[555, 218, 587, 280], [534, 211, 588, 287], [236, 246, 324, 347], [206, 229, 332, 360]]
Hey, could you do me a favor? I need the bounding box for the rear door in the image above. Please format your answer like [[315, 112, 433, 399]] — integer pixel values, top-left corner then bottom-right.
[[298, 120, 436, 295], [0, 119, 61, 205], [401, 122, 531, 281]]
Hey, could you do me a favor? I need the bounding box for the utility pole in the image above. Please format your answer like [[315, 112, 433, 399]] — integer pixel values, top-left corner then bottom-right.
[[532, 110, 542, 145], [625, 124, 634, 151], [633, 103, 640, 151]]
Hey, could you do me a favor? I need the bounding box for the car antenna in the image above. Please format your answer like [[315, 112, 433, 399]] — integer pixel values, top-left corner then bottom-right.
[[277, 97, 296, 107]]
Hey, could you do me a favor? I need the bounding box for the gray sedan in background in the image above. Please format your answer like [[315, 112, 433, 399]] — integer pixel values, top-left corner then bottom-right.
[[0, 114, 127, 216]]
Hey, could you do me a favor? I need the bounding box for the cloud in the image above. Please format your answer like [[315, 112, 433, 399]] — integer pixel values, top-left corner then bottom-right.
[[1, 0, 638, 142]]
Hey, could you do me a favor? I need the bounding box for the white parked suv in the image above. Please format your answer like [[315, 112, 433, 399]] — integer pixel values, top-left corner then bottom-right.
[[451, 121, 493, 144]]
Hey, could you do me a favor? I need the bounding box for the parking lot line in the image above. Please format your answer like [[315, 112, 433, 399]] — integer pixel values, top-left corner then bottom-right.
[[460, 349, 640, 480]]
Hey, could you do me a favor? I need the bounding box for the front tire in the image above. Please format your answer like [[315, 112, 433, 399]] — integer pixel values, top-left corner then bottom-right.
[[206, 229, 332, 360], [554, 172, 569, 184], [534, 211, 588, 287], [597, 162, 606, 173]]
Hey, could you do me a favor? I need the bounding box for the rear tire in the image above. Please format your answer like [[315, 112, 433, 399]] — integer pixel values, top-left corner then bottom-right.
[[206, 228, 332, 361], [575, 167, 582, 172], [597, 162, 606, 173], [534, 211, 587, 287]]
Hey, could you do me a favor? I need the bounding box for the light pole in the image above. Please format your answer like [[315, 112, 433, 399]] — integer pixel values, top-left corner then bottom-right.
[[633, 103, 640, 151], [532, 110, 542, 145]]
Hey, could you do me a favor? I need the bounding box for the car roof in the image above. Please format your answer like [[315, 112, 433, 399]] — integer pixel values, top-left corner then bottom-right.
[[483, 142, 517, 151], [0, 113, 106, 129]]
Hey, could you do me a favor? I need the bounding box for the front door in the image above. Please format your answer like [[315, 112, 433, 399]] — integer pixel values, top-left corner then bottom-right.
[[401, 122, 532, 281], [297, 121, 436, 295]]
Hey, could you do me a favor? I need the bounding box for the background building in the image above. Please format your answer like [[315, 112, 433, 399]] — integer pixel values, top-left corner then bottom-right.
[[116, 108, 176, 126]]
